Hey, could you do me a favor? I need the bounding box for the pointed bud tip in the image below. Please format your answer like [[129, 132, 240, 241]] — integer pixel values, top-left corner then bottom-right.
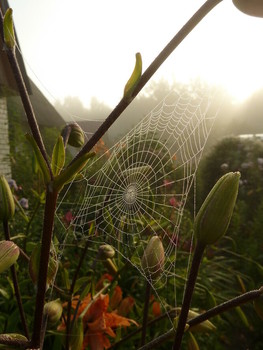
[[195, 172, 240, 246]]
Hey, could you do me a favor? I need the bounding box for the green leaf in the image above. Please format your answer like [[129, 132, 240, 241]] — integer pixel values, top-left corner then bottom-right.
[[3, 8, 15, 49], [0, 287, 9, 299], [73, 277, 91, 294], [53, 152, 95, 191], [51, 135, 65, 176], [254, 295, 263, 320], [26, 133, 51, 184], [187, 332, 200, 350], [123, 52, 142, 100], [80, 282, 91, 301], [69, 317, 83, 350], [235, 306, 250, 328]]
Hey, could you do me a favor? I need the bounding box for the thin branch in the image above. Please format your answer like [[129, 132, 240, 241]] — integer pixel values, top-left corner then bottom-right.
[[188, 286, 263, 327], [138, 286, 263, 350], [70, 0, 223, 165]]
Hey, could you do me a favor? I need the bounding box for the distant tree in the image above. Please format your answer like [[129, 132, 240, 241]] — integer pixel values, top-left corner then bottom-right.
[[229, 88, 263, 135], [198, 136, 263, 219]]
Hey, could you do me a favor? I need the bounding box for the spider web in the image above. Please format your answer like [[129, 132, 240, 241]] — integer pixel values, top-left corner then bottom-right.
[[56, 85, 223, 308]]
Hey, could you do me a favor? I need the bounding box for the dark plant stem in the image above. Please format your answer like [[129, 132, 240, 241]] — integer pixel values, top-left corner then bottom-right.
[[189, 286, 263, 327], [141, 281, 152, 346], [173, 241, 205, 350], [31, 189, 58, 349], [138, 286, 263, 350], [65, 240, 90, 350], [3, 220, 29, 339], [70, 0, 223, 166], [0, 11, 52, 178], [39, 315, 48, 350]]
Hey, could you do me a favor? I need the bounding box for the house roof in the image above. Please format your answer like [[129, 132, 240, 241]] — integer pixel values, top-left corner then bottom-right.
[[0, 0, 31, 95], [77, 120, 103, 139], [8, 78, 65, 127], [28, 79, 65, 127]]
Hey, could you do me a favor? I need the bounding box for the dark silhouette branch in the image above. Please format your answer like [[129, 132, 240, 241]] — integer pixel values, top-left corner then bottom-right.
[[70, 0, 223, 166], [138, 287, 263, 350]]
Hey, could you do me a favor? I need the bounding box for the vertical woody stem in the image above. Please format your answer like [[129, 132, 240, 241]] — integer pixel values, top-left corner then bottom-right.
[[172, 241, 205, 349], [31, 189, 58, 348]]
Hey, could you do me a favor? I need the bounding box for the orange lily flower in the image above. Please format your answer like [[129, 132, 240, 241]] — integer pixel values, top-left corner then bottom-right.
[[59, 290, 137, 350]]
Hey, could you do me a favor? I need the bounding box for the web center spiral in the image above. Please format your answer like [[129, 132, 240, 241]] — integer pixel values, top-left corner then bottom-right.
[[123, 183, 137, 205]]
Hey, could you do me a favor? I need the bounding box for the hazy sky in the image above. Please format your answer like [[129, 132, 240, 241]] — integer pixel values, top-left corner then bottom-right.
[[7, 0, 263, 109]]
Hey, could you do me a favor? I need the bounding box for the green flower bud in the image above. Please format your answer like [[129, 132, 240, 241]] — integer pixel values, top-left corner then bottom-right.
[[62, 123, 85, 148], [0, 175, 15, 221], [141, 236, 165, 279], [194, 172, 240, 246], [232, 0, 263, 17], [0, 240, 20, 273], [98, 244, 115, 259], [44, 299, 63, 324], [123, 52, 142, 100]]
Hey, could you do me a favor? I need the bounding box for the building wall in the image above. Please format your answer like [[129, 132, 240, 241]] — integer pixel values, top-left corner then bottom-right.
[[0, 97, 11, 179]]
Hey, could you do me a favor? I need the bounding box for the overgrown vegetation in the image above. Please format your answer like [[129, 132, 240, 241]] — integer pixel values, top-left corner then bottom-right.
[[0, 1, 263, 349]]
